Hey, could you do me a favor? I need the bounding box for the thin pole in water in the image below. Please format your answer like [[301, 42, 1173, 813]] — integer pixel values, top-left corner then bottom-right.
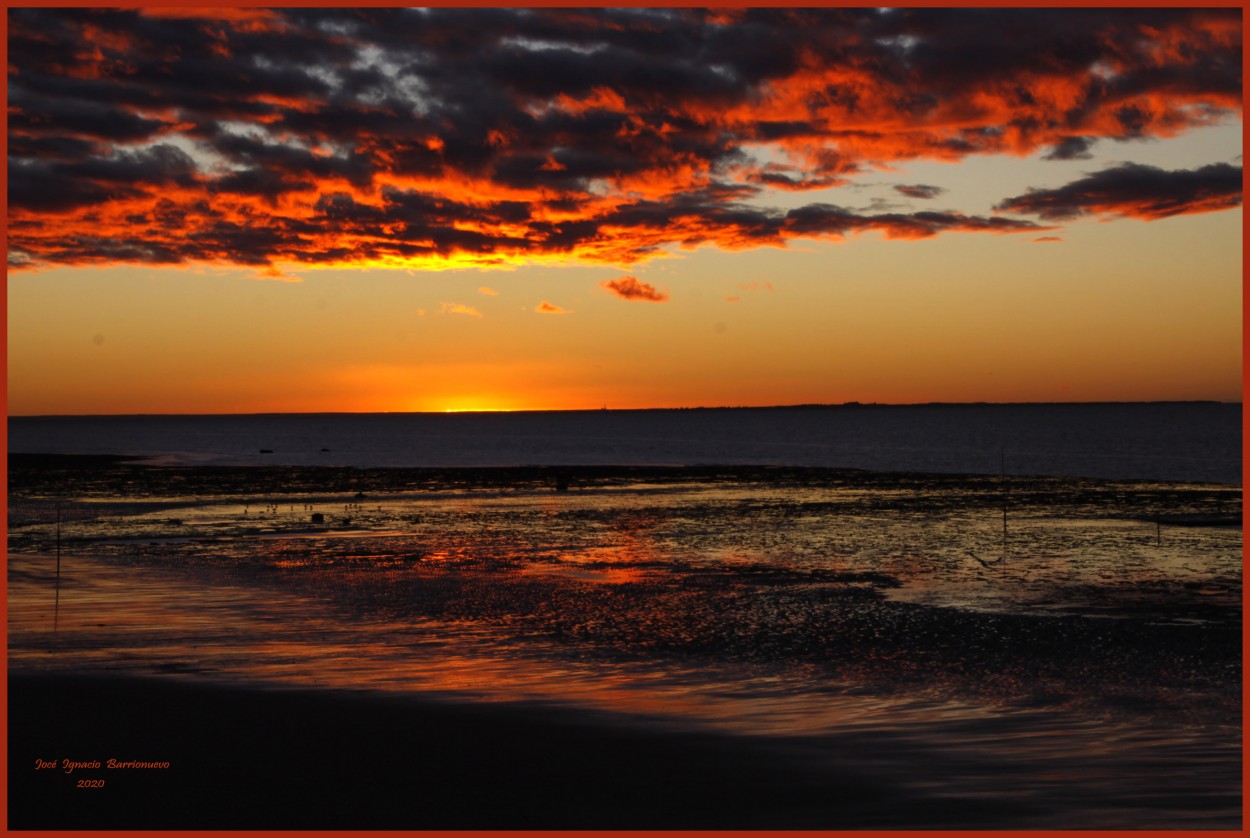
[[54, 505, 62, 642], [1001, 446, 1008, 555]]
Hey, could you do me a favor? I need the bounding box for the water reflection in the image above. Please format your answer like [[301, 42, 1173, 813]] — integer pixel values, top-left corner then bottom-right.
[[7, 473, 1241, 827], [9, 546, 1240, 828]]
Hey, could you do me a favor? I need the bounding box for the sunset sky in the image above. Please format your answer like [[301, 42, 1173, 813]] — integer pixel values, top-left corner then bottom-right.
[[7, 6, 1243, 415]]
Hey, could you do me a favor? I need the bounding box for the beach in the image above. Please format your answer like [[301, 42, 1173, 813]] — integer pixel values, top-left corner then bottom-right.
[[13, 672, 907, 831], [7, 455, 1242, 829]]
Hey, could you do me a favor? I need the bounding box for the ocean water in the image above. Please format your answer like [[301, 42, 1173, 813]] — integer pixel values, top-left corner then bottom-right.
[[7, 402, 1243, 483]]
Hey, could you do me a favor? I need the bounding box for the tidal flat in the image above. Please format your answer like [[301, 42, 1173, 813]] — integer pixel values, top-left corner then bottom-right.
[[7, 455, 1242, 829]]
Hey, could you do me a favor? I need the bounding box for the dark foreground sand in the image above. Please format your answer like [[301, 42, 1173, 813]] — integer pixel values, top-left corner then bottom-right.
[[9, 672, 1015, 830]]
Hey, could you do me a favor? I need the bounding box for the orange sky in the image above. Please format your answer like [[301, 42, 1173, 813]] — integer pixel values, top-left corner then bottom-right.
[[6, 7, 1243, 414]]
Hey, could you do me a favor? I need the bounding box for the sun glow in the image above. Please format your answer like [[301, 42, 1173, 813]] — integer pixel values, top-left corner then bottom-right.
[[435, 395, 522, 414], [5, 9, 1242, 417]]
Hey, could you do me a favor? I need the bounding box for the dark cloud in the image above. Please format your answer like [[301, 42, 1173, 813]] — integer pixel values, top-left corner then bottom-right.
[[783, 204, 1048, 240], [9, 90, 174, 143], [8, 134, 103, 162], [211, 168, 315, 205], [6, 7, 1241, 271], [8, 160, 142, 214], [1043, 136, 1097, 161], [895, 184, 946, 200], [995, 162, 1243, 221], [69, 144, 198, 187]]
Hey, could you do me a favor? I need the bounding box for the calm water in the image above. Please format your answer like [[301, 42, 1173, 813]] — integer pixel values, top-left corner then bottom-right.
[[7, 402, 1243, 483]]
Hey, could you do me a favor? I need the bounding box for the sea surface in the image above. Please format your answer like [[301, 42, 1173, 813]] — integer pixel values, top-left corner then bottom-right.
[[7, 402, 1243, 828], [7, 401, 1243, 483]]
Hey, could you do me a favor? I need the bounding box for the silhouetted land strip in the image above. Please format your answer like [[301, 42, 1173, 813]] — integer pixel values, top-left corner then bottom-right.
[[10, 399, 1236, 419]]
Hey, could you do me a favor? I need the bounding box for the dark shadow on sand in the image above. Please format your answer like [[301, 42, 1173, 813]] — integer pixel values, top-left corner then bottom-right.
[[9, 672, 1025, 830]]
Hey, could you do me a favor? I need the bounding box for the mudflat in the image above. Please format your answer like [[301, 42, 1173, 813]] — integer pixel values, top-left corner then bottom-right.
[[7, 456, 1242, 828]]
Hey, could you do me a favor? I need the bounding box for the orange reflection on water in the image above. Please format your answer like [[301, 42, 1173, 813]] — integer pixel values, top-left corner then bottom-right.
[[521, 507, 662, 584], [12, 547, 973, 737], [9, 550, 796, 731], [8, 474, 1241, 743]]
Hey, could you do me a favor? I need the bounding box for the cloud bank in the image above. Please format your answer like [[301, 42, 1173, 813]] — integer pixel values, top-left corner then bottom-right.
[[7, 7, 1242, 272]]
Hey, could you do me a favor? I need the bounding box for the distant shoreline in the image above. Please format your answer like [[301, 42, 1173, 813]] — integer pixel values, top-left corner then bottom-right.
[[7, 400, 1241, 420]]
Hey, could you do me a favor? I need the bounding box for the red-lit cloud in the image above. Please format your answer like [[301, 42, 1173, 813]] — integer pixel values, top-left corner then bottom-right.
[[536, 301, 572, 314], [601, 276, 669, 303], [6, 8, 1242, 273]]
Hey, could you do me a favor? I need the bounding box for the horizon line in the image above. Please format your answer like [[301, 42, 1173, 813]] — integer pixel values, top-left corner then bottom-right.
[[7, 399, 1242, 420]]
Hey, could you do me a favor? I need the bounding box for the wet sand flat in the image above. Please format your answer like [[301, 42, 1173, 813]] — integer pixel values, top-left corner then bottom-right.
[[7, 456, 1242, 828]]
